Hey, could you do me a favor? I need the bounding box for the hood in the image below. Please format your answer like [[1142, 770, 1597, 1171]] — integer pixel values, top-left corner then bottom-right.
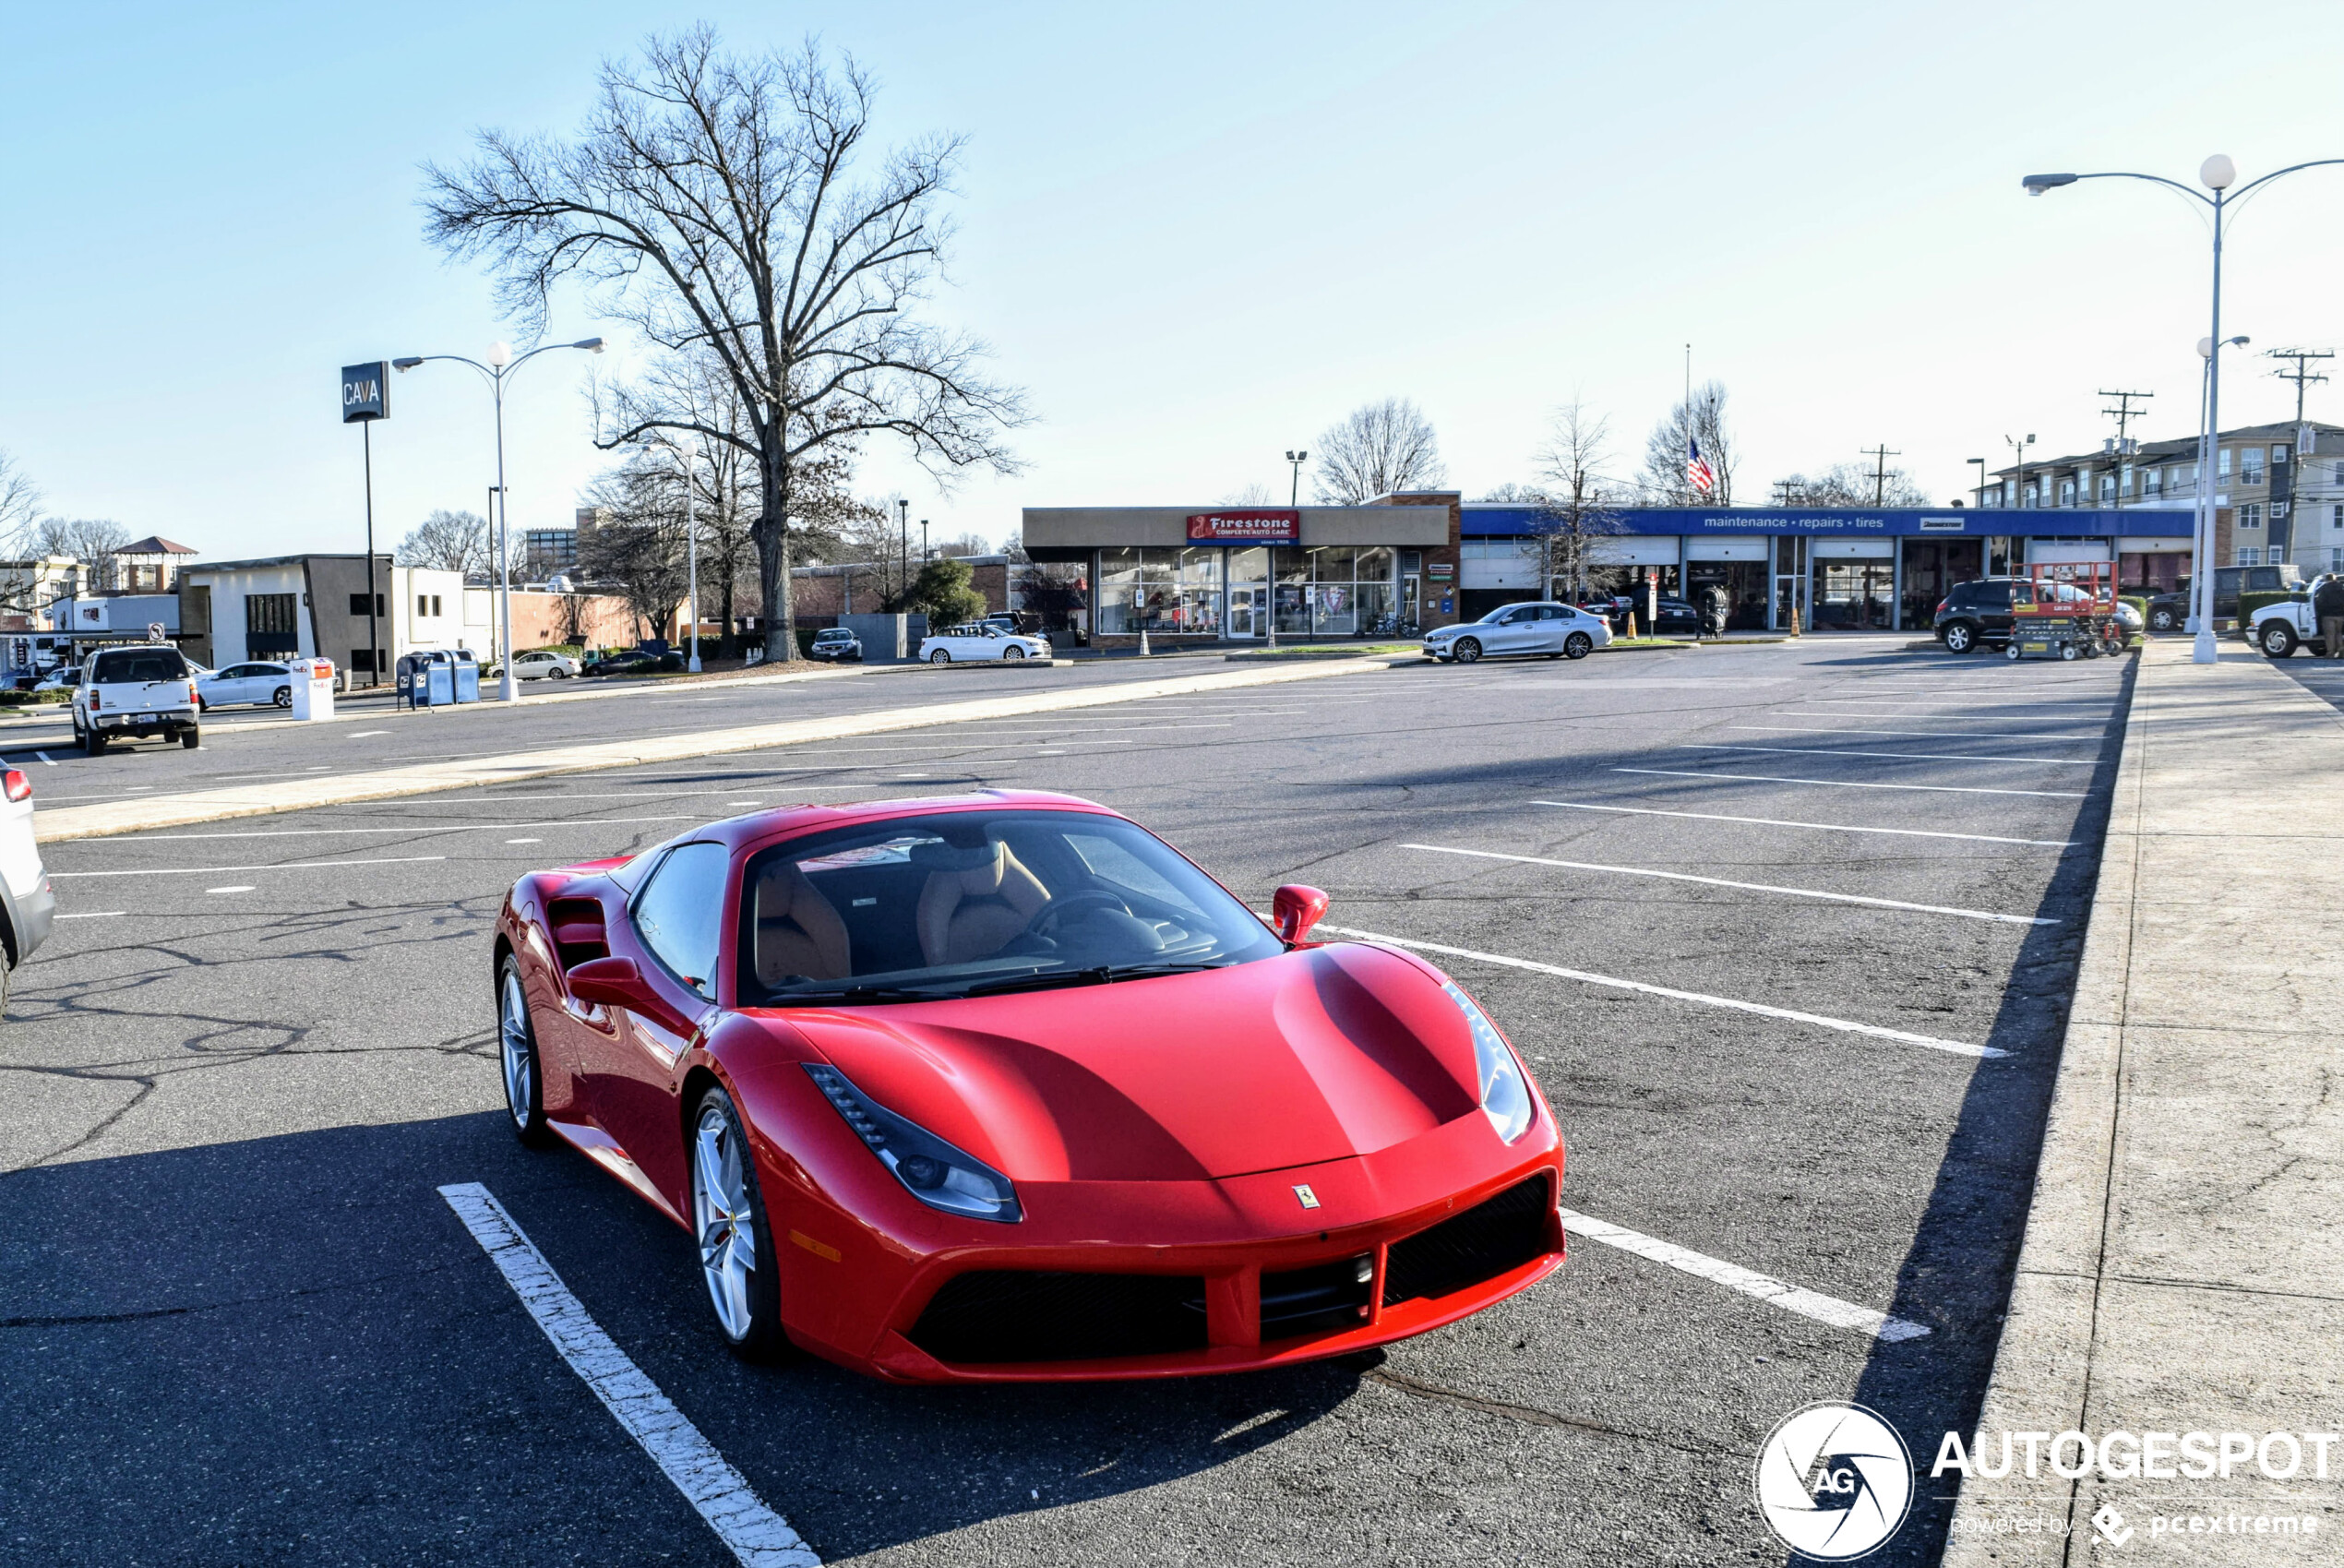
[[780, 944, 1481, 1182]]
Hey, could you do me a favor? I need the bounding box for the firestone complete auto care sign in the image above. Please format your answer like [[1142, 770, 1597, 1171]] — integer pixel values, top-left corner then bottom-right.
[[1186, 508, 1299, 544]]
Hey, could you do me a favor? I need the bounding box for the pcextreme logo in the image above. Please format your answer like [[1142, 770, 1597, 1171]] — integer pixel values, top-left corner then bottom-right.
[[1754, 1402, 1915, 1561]]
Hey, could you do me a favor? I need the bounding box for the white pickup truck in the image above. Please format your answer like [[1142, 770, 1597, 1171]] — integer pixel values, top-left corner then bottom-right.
[[2250, 576, 2344, 658], [72, 643, 202, 753]]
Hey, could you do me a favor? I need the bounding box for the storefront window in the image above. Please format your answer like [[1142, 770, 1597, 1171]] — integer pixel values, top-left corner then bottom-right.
[[1813, 560, 1893, 629], [1096, 547, 1220, 635]]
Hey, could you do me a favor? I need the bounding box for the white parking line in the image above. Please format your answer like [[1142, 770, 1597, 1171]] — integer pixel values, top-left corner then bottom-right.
[[63, 815, 708, 842], [438, 1183, 819, 1568], [34, 751, 54, 765], [207, 885, 256, 894], [350, 730, 389, 738], [50, 856, 449, 879], [1321, 925, 2003, 1058], [1737, 724, 2103, 741], [1531, 800, 2075, 849], [1401, 843, 2055, 926], [1616, 767, 2088, 799], [1559, 1209, 1930, 1342], [1683, 743, 2100, 767], [55, 910, 125, 919]]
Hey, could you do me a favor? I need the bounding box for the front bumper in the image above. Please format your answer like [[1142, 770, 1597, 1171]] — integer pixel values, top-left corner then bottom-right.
[[777, 1102, 1566, 1383]]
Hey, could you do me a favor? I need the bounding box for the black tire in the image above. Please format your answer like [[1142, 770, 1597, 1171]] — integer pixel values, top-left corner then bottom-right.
[[548, 667, 568, 679], [2148, 605, 2177, 633], [1941, 620, 1977, 654], [272, 687, 293, 708], [1453, 637, 1483, 664], [689, 1085, 788, 1360], [180, 726, 200, 749], [929, 649, 951, 664], [1003, 645, 1026, 661], [496, 957, 556, 1147], [2261, 622, 2299, 658], [1563, 631, 1593, 660], [83, 728, 105, 755]]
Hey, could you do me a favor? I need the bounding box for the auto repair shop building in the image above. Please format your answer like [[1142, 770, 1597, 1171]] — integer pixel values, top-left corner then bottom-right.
[[1023, 495, 2197, 642]]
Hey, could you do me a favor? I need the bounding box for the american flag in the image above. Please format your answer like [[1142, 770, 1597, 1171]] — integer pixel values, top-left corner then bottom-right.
[[1686, 435, 1716, 496]]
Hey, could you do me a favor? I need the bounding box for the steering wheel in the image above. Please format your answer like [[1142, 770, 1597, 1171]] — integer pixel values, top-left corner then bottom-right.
[[1022, 889, 1131, 941]]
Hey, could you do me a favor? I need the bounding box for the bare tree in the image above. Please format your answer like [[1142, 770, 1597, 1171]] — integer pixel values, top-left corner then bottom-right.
[[1639, 380, 1737, 505], [579, 458, 690, 642], [395, 509, 494, 578], [931, 530, 990, 557], [1217, 482, 1275, 506], [34, 517, 132, 593], [1773, 461, 1927, 507], [0, 451, 41, 554], [1312, 398, 1447, 504], [424, 28, 1027, 664], [1528, 400, 1627, 599]]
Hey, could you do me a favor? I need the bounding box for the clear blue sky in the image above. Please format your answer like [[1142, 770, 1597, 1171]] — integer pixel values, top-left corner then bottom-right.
[[6, 1, 2344, 562]]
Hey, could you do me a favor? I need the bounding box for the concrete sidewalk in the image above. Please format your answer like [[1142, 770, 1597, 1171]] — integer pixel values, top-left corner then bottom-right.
[[1945, 640, 2344, 1563]]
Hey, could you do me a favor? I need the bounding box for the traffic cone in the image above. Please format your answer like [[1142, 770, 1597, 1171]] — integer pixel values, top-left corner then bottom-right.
[[1789, 605, 1802, 637], [1625, 610, 1640, 640]]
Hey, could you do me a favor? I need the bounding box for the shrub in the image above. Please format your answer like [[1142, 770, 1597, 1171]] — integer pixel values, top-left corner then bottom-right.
[[2238, 589, 2306, 629]]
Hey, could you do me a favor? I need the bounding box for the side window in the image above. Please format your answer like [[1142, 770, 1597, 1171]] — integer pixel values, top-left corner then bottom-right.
[[631, 842, 730, 999], [2008, 583, 2033, 607]]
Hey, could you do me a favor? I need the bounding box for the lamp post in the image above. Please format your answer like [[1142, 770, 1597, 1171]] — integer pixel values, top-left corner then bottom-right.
[[896, 497, 910, 613], [2025, 154, 2344, 662], [1967, 457, 1988, 509], [653, 434, 701, 673], [1285, 449, 1308, 507], [394, 337, 604, 699]]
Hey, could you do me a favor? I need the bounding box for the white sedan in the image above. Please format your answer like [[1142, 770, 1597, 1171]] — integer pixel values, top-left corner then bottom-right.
[[1422, 601, 1613, 664], [196, 660, 299, 709], [918, 624, 1051, 664], [510, 650, 582, 681]]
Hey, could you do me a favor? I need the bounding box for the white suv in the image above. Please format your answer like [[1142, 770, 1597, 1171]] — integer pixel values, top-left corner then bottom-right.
[[0, 763, 54, 1010], [73, 643, 201, 753]]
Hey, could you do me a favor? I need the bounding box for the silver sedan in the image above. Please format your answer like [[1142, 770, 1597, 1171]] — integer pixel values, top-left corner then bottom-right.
[[1423, 602, 1612, 664]]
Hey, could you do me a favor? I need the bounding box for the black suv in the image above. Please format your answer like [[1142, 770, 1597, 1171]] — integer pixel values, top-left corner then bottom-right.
[[1932, 577, 2099, 652], [2143, 565, 2302, 632]]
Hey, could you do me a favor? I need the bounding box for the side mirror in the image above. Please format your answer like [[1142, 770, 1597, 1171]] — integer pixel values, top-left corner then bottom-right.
[[1272, 884, 1330, 945], [567, 955, 657, 1013]]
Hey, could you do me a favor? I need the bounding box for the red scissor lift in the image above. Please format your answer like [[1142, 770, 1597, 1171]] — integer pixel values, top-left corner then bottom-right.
[[2005, 562, 2128, 661]]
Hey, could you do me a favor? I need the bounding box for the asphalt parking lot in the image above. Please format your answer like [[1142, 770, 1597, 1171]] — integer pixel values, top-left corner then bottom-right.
[[0, 636, 2132, 1566]]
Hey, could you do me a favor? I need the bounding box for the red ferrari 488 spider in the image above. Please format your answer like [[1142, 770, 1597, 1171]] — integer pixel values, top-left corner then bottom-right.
[[492, 791, 1565, 1382]]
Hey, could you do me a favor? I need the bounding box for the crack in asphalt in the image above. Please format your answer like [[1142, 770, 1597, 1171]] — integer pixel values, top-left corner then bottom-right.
[[1361, 1368, 1739, 1458]]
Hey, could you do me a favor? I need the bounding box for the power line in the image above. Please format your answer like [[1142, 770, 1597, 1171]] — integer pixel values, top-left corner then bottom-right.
[[2097, 390, 2153, 509], [2266, 349, 2333, 425], [1858, 444, 1901, 505]]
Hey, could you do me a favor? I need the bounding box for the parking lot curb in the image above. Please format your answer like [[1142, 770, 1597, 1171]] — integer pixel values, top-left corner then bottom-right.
[[31, 654, 1408, 843], [1942, 640, 2344, 1562]]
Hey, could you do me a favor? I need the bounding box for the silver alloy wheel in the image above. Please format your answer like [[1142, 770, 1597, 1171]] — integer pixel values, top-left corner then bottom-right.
[[930, 648, 951, 664], [1004, 645, 1025, 660], [499, 968, 533, 1131], [1564, 631, 1592, 659], [1943, 622, 1974, 653], [1453, 637, 1482, 664], [693, 1103, 759, 1341]]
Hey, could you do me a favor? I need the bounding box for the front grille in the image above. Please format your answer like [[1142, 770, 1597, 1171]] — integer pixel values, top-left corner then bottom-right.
[[1260, 1254, 1373, 1340], [1381, 1174, 1554, 1307], [909, 1270, 1208, 1364]]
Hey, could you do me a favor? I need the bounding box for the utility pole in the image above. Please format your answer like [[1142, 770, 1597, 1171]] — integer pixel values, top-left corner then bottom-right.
[[1771, 478, 1800, 507], [1859, 444, 1901, 505], [2267, 349, 2332, 425], [2097, 389, 2154, 509]]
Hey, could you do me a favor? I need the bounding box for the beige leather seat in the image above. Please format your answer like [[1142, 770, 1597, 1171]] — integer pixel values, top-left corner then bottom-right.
[[752, 860, 852, 987], [916, 842, 1050, 966]]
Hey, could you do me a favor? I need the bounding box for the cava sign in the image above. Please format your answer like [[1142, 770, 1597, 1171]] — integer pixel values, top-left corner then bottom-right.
[[341, 362, 389, 424], [1186, 508, 1299, 544]]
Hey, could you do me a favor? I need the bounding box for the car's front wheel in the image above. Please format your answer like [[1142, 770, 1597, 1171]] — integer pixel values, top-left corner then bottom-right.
[[1942, 620, 1977, 654], [1003, 645, 1025, 661], [690, 1086, 786, 1359], [1453, 637, 1483, 664], [1563, 631, 1593, 659], [497, 958, 554, 1146], [929, 649, 951, 664], [2262, 622, 2300, 658]]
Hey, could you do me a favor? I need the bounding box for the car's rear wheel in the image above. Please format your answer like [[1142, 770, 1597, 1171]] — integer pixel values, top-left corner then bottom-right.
[[497, 958, 554, 1146], [272, 687, 292, 708], [1004, 645, 1025, 661], [690, 1086, 786, 1359], [1564, 631, 1593, 659], [2262, 622, 2299, 658], [82, 727, 104, 755], [929, 649, 951, 664], [548, 667, 568, 679], [1942, 620, 1977, 654], [180, 726, 200, 749], [1453, 637, 1483, 664]]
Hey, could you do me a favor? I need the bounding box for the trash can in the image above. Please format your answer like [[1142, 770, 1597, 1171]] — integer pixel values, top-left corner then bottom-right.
[[453, 659, 480, 702]]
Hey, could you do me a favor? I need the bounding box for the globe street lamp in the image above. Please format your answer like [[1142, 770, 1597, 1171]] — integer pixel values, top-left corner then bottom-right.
[[2025, 154, 2344, 663], [394, 336, 605, 699]]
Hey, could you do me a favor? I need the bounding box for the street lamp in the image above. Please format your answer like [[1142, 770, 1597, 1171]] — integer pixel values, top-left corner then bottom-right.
[[1967, 457, 1988, 508], [1285, 449, 1308, 508], [2004, 433, 2035, 509], [394, 336, 605, 699], [896, 498, 909, 610], [652, 433, 701, 673], [2025, 152, 2344, 662]]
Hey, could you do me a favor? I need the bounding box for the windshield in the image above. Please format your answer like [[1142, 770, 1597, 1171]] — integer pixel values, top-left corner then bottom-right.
[[91, 649, 188, 683], [736, 808, 1284, 1005]]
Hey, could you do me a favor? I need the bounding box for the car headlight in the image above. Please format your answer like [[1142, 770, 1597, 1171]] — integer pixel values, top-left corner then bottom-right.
[[805, 1064, 1023, 1222], [1442, 982, 1535, 1143]]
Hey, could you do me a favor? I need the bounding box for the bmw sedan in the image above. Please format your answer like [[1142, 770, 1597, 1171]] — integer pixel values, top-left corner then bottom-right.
[[1423, 602, 1611, 663], [492, 792, 1567, 1381]]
